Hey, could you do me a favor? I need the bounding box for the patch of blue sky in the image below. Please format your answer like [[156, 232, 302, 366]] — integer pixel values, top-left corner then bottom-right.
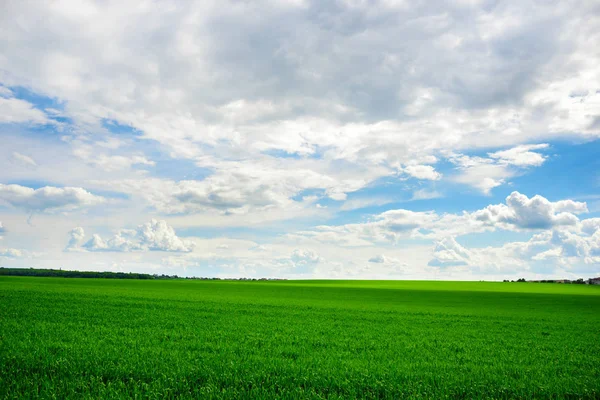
[[291, 188, 325, 202], [146, 156, 213, 181], [4, 179, 128, 200], [102, 119, 143, 137], [507, 139, 600, 201], [6, 85, 65, 111], [4, 179, 56, 190], [262, 149, 305, 159], [88, 189, 130, 200]]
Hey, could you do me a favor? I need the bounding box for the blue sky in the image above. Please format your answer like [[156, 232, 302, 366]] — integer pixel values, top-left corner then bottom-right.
[[0, 0, 599, 280]]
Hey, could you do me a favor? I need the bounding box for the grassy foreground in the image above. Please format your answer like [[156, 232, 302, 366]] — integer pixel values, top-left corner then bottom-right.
[[1, 277, 599, 399]]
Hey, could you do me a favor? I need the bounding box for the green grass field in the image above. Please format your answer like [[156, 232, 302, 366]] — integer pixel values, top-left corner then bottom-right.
[[1, 277, 599, 399]]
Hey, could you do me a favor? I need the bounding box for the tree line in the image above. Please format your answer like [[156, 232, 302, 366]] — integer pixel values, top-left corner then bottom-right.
[[0, 267, 176, 280]]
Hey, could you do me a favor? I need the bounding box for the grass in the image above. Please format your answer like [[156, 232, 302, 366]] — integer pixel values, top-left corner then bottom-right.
[[1, 277, 599, 399]]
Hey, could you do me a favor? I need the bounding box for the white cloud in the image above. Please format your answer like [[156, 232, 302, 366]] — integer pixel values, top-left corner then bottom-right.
[[473, 191, 587, 230], [0, 96, 50, 125], [70, 139, 155, 171], [11, 152, 38, 167], [368, 254, 387, 263], [403, 165, 442, 181], [293, 192, 589, 247], [429, 224, 600, 274], [340, 197, 393, 211], [0, 1, 596, 201], [411, 189, 442, 201], [488, 144, 549, 167], [66, 227, 85, 250], [0, 248, 23, 258], [290, 249, 323, 266], [68, 219, 194, 253], [449, 144, 550, 194], [0, 184, 105, 212], [89, 157, 384, 215], [429, 237, 472, 267]]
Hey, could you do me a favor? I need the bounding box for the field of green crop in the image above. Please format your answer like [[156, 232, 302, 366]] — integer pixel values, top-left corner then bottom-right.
[[1, 277, 599, 399]]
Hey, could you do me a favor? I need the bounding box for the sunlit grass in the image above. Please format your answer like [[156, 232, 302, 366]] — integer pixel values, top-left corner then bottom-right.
[[1, 277, 599, 399]]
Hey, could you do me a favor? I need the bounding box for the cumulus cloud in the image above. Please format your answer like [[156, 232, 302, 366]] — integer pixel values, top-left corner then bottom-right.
[[429, 224, 600, 274], [293, 192, 589, 246], [66, 227, 86, 250], [0, 184, 105, 212], [403, 165, 442, 181], [67, 219, 194, 253], [429, 237, 472, 267], [473, 192, 588, 230], [290, 249, 323, 266]]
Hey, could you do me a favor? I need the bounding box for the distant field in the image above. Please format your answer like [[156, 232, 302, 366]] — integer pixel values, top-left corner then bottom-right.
[[1, 277, 599, 399]]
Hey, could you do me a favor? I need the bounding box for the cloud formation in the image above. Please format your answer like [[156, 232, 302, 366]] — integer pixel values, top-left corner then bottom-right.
[[67, 220, 194, 253], [449, 144, 550, 194], [0, 1, 599, 279], [429, 224, 600, 274], [473, 192, 588, 230], [0, 184, 105, 212], [11, 152, 38, 167], [293, 192, 589, 246]]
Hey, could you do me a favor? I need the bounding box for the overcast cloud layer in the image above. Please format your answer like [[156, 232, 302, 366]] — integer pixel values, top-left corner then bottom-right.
[[0, 0, 599, 280]]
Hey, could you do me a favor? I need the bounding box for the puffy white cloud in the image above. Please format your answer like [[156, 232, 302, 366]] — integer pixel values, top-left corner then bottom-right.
[[429, 237, 472, 267], [66, 227, 85, 250], [473, 191, 587, 230], [0, 221, 4, 236], [293, 192, 590, 247], [69, 219, 194, 253], [488, 144, 549, 167], [290, 249, 323, 266], [429, 224, 600, 274], [368, 254, 386, 263], [403, 165, 442, 181], [582, 218, 600, 235], [0, 184, 105, 212]]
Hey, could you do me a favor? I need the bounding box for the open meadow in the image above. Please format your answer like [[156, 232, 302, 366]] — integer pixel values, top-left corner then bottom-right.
[[1, 277, 599, 399]]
